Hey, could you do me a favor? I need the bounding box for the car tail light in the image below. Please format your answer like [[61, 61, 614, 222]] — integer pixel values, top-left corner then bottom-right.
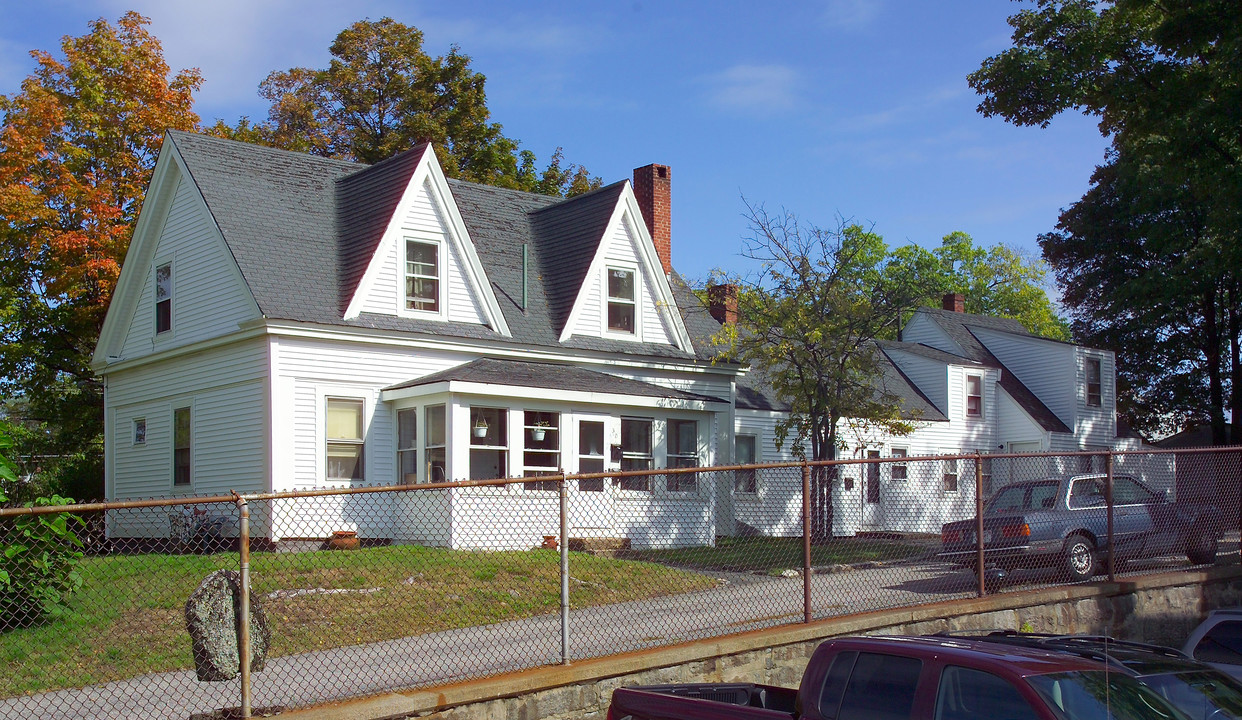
[[1001, 523, 1031, 539], [942, 528, 962, 544]]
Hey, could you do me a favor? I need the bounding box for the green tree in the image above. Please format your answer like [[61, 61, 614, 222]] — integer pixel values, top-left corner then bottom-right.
[[0, 13, 201, 497], [230, 17, 600, 197], [716, 206, 943, 540], [925, 232, 1068, 340], [969, 0, 1242, 442]]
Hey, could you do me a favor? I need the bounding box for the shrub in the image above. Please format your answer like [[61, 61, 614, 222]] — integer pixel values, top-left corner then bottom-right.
[[1, 430, 85, 629]]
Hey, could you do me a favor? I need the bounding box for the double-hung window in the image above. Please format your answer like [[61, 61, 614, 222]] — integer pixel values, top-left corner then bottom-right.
[[942, 453, 959, 493], [155, 263, 172, 334], [405, 240, 439, 312], [173, 407, 191, 487], [469, 407, 507, 481], [734, 434, 757, 493], [666, 419, 698, 492], [965, 375, 982, 418], [397, 409, 417, 484], [326, 398, 365, 481], [618, 417, 652, 491], [606, 267, 636, 334], [522, 411, 560, 491], [425, 405, 446, 482], [1086, 358, 1102, 407], [890, 447, 908, 481]]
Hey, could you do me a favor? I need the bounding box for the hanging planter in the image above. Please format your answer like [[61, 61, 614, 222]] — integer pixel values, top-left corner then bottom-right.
[[531, 428, 546, 442], [472, 417, 489, 438]]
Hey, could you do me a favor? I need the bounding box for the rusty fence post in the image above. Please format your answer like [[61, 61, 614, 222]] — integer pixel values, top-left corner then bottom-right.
[[1106, 454, 1115, 582], [559, 474, 570, 665], [235, 492, 252, 719], [803, 462, 812, 623], [975, 453, 985, 598]]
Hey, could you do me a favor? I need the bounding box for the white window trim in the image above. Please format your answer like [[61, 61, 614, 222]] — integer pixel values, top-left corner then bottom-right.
[[965, 373, 983, 420], [940, 450, 959, 494], [664, 418, 699, 494], [520, 409, 562, 491], [395, 406, 418, 485], [1085, 356, 1103, 407], [398, 236, 448, 321], [889, 446, 908, 481], [616, 415, 655, 493], [602, 263, 642, 341], [316, 386, 371, 486]]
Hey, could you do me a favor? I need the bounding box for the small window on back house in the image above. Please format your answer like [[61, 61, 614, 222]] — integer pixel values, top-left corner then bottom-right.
[[890, 448, 908, 480], [155, 263, 172, 334], [734, 434, 757, 493], [1086, 357, 1102, 407], [942, 455, 959, 492], [607, 267, 636, 334], [173, 407, 191, 486], [966, 375, 982, 418]]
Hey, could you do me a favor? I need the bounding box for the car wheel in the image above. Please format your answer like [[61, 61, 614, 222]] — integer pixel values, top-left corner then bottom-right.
[[1188, 534, 1219, 565], [1063, 534, 1096, 582]]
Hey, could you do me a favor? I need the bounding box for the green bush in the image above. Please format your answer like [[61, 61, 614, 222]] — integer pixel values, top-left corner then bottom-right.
[[0, 431, 86, 629]]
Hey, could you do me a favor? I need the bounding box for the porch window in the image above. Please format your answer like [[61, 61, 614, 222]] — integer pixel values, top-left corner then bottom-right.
[[577, 420, 606, 492], [469, 407, 507, 481], [397, 409, 417, 484], [606, 267, 636, 334], [942, 454, 958, 493], [405, 239, 439, 312], [890, 447, 907, 481], [618, 417, 652, 491], [966, 375, 982, 418], [173, 407, 191, 487], [734, 434, 757, 494], [326, 398, 364, 481], [425, 404, 446, 482], [1086, 357, 1102, 407], [665, 419, 698, 493], [522, 410, 560, 491], [155, 262, 172, 334]]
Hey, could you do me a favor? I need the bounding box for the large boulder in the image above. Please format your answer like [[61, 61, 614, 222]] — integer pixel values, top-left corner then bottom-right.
[[184, 570, 272, 681]]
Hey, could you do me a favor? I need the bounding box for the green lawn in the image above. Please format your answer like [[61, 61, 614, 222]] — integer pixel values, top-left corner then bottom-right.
[[0, 545, 716, 697], [630, 536, 930, 574]]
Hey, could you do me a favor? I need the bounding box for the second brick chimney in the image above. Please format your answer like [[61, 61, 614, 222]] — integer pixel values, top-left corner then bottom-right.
[[633, 164, 672, 275], [707, 283, 739, 325], [942, 292, 965, 313]]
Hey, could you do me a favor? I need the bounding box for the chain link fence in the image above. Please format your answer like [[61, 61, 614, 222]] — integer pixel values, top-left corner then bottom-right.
[[1, 447, 1239, 718]]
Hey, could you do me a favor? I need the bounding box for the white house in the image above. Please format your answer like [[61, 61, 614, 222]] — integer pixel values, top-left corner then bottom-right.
[[94, 131, 1138, 546]]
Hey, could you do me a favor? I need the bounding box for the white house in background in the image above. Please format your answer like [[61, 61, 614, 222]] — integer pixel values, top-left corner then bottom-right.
[[94, 131, 1138, 546]]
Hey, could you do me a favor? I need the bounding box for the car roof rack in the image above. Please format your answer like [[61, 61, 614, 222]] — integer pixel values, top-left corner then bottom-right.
[[929, 631, 1189, 663]]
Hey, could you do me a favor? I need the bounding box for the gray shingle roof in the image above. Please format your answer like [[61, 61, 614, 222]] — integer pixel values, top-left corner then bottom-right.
[[385, 358, 728, 404], [167, 131, 708, 362], [916, 308, 1070, 433]]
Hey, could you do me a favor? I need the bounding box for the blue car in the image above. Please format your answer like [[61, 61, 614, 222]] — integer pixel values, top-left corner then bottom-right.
[[939, 473, 1223, 584]]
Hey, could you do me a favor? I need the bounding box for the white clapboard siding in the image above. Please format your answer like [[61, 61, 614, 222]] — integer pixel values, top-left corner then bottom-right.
[[108, 337, 269, 506], [1073, 347, 1116, 447], [359, 225, 400, 316], [569, 213, 675, 345], [884, 350, 948, 415], [901, 313, 960, 355], [997, 390, 1046, 446], [121, 175, 258, 359]]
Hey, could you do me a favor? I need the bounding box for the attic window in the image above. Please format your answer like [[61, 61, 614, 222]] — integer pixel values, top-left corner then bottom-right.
[[607, 267, 636, 334], [1086, 358, 1102, 407], [155, 263, 172, 334], [405, 240, 439, 312]]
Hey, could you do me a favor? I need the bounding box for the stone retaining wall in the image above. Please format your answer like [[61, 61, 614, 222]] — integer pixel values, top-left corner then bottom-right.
[[279, 566, 1242, 720]]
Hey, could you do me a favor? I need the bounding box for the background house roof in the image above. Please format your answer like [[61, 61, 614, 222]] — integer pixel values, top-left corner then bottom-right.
[[385, 357, 727, 404], [168, 131, 719, 363]]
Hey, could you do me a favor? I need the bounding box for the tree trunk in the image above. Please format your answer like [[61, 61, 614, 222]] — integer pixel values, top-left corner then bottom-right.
[[1229, 282, 1240, 446], [1204, 287, 1227, 445], [809, 414, 837, 544]]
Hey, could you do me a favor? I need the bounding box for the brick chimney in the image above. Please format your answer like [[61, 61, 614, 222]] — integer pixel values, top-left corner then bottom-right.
[[633, 164, 671, 275], [942, 292, 965, 313], [707, 283, 738, 325]]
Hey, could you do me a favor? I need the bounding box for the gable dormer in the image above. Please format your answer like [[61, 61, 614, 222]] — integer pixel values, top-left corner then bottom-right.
[[342, 146, 510, 336], [555, 178, 693, 352]]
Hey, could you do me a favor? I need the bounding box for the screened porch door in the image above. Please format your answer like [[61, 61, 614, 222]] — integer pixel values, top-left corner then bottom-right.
[[568, 415, 616, 537]]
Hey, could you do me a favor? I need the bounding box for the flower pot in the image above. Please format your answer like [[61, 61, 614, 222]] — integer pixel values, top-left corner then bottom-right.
[[531, 428, 546, 442], [327, 530, 360, 551], [472, 425, 488, 438], [541, 535, 558, 550]]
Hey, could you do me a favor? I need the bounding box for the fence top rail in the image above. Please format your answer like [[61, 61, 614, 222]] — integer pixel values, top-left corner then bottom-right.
[[2, 444, 1231, 517]]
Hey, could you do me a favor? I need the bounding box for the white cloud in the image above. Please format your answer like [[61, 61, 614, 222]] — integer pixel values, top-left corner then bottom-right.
[[703, 64, 799, 114], [821, 0, 882, 29]]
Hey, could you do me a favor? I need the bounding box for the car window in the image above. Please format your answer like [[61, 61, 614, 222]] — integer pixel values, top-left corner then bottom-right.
[[1028, 671, 1187, 720], [988, 482, 1060, 513], [1195, 622, 1242, 665], [1069, 478, 1107, 509], [935, 665, 1040, 720], [1113, 476, 1159, 505], [1141, 670, 1242, 720], [819, 651, 857, 719], [835, 652, 923, 720]]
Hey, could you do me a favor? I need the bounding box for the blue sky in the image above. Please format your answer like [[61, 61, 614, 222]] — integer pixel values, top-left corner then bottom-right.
[[1, 0, 1109, 285]]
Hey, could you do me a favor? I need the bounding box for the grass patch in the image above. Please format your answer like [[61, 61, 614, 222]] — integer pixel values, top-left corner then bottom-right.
[[0, 546, 715, 697], [630, 536, 929, 573]]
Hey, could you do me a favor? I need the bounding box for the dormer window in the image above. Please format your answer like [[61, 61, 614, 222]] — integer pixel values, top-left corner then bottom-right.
[[1086, 357, 1102, 407], [966, 374, 983, 418], [155, 262, 172, 334], [607, 267, 636, 334], [405, 239, 439, 312]]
